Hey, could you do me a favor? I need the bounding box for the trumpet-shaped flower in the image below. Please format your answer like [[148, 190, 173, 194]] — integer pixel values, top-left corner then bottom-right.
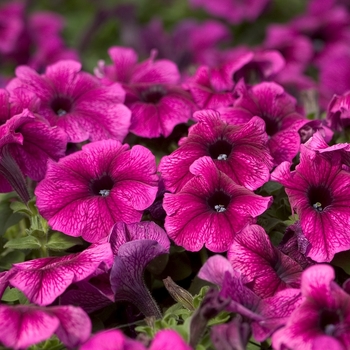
[[163, 157, 272, 252], [35, 140, 158, 242], [7, 60, 131, 143], [159, 110, 273, 193], [0, 304, 91, 350], [96, 47, 195, 138], [271, 145, 350, 262], [228, 224, 303, 298], [222, 81, 308, 165], [273, 264, 350, 350], [4, 243, 113, 305]]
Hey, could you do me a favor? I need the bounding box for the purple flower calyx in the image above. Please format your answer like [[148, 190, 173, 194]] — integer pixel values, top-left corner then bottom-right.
[[141, 85, 167, 104], [50, 96, 73, 117], [308, 185, 333, 212], [90, 174, 114, 197], [208, 190, 230, 213], [208, 139, 232, 161]]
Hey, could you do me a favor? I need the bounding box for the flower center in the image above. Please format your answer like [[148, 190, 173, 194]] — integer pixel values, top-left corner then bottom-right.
[[233, 62, 264, 85], [50, 96, 73, 116], [207, 191, 231, 213], [319, 309, 341, 336], [90, 175, 114, 197], [308, 186, 333, 212], [141, 85, 167, 104], [208, 139, 232, 161]]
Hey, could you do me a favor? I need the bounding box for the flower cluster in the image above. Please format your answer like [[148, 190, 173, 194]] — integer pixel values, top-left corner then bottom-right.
[[1, 0, 350, 349]]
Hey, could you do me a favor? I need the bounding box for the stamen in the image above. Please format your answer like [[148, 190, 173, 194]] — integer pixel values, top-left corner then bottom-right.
[[214, 204, 226, 213], [217, 154, 228, 161], [324, 324, 336, 336], [57, 109, 67, 116], [99, 189, 110, 197], [313, 202, 323, 211]]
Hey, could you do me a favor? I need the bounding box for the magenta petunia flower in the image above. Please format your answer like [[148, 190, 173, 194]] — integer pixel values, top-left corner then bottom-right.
[[79, 329, 191, 350], [163, 156, 272, 252], [0, 109, 67, 182], [35, 139, 158, 242], [271, 144, 350, 262], [228, 224, 303, 298], [198, 255, 302, 342], [159, 109, 273, 193], [7, 60, 130, 143], [0, 304, 91, 350], [4, 243, 113, 305], [96, 46, 195, 138], [327, 90, 350, 131], [272, 264, 350, 350], [221, 80, 308, 165]]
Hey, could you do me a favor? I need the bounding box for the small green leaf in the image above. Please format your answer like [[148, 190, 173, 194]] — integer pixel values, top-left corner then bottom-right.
[[1, 287, 21, 302], [10, 201, 32, 216], [0, 196, 23, 236], [0, 250, 26, 269], [46, 231, 83, 251], [4, 235, 41, 250]]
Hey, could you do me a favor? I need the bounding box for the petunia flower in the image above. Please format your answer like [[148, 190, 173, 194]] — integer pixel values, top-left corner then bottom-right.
[[61, 222, 170, 315], [0, 304, 91, 350], [220, 80, 308, 165], [159, 109, 273, 193], [228, 224, 303, 298], [327, 90, 350, 131], [7, 60, 130, 143], [79, 329, 191, 350], [0, 109, 67, 182], [271, 144, 350, 262], [96, 47, 195, 138], [163, 156, 272, 252], [35, 139, 158, 242], [198, 255, 302, 341], [3, 243, 113, 305], [272, 264, 350, 350]]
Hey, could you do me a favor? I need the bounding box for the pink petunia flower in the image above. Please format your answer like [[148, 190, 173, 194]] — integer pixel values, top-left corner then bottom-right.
[[79, 329, 191, 350], [327, 90, 350, 132], [0, 304, 91, 350], [272, 264, 350, 350], [221, 80, 308, 165], [198, 255, 302, 342], [163, 156, 272, 252], [96, 47, 195, 138], [3, 243, 113, 305], [7, 60, 130, 143], [35, 140, 158, 243], [183, 48, 284, 110], [159, 109, 273, 193], [228, 224, 303, 298], [271, 144, 350, 262]]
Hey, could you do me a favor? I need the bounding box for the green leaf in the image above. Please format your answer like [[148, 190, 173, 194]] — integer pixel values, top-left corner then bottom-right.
[[0, 196, 23, 236], [0, 250, 26, 270], [4, 235, 41, 250], [10, 201, 32, 217], [46, 231, 83, 251], [1, 287, 21, 302]]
